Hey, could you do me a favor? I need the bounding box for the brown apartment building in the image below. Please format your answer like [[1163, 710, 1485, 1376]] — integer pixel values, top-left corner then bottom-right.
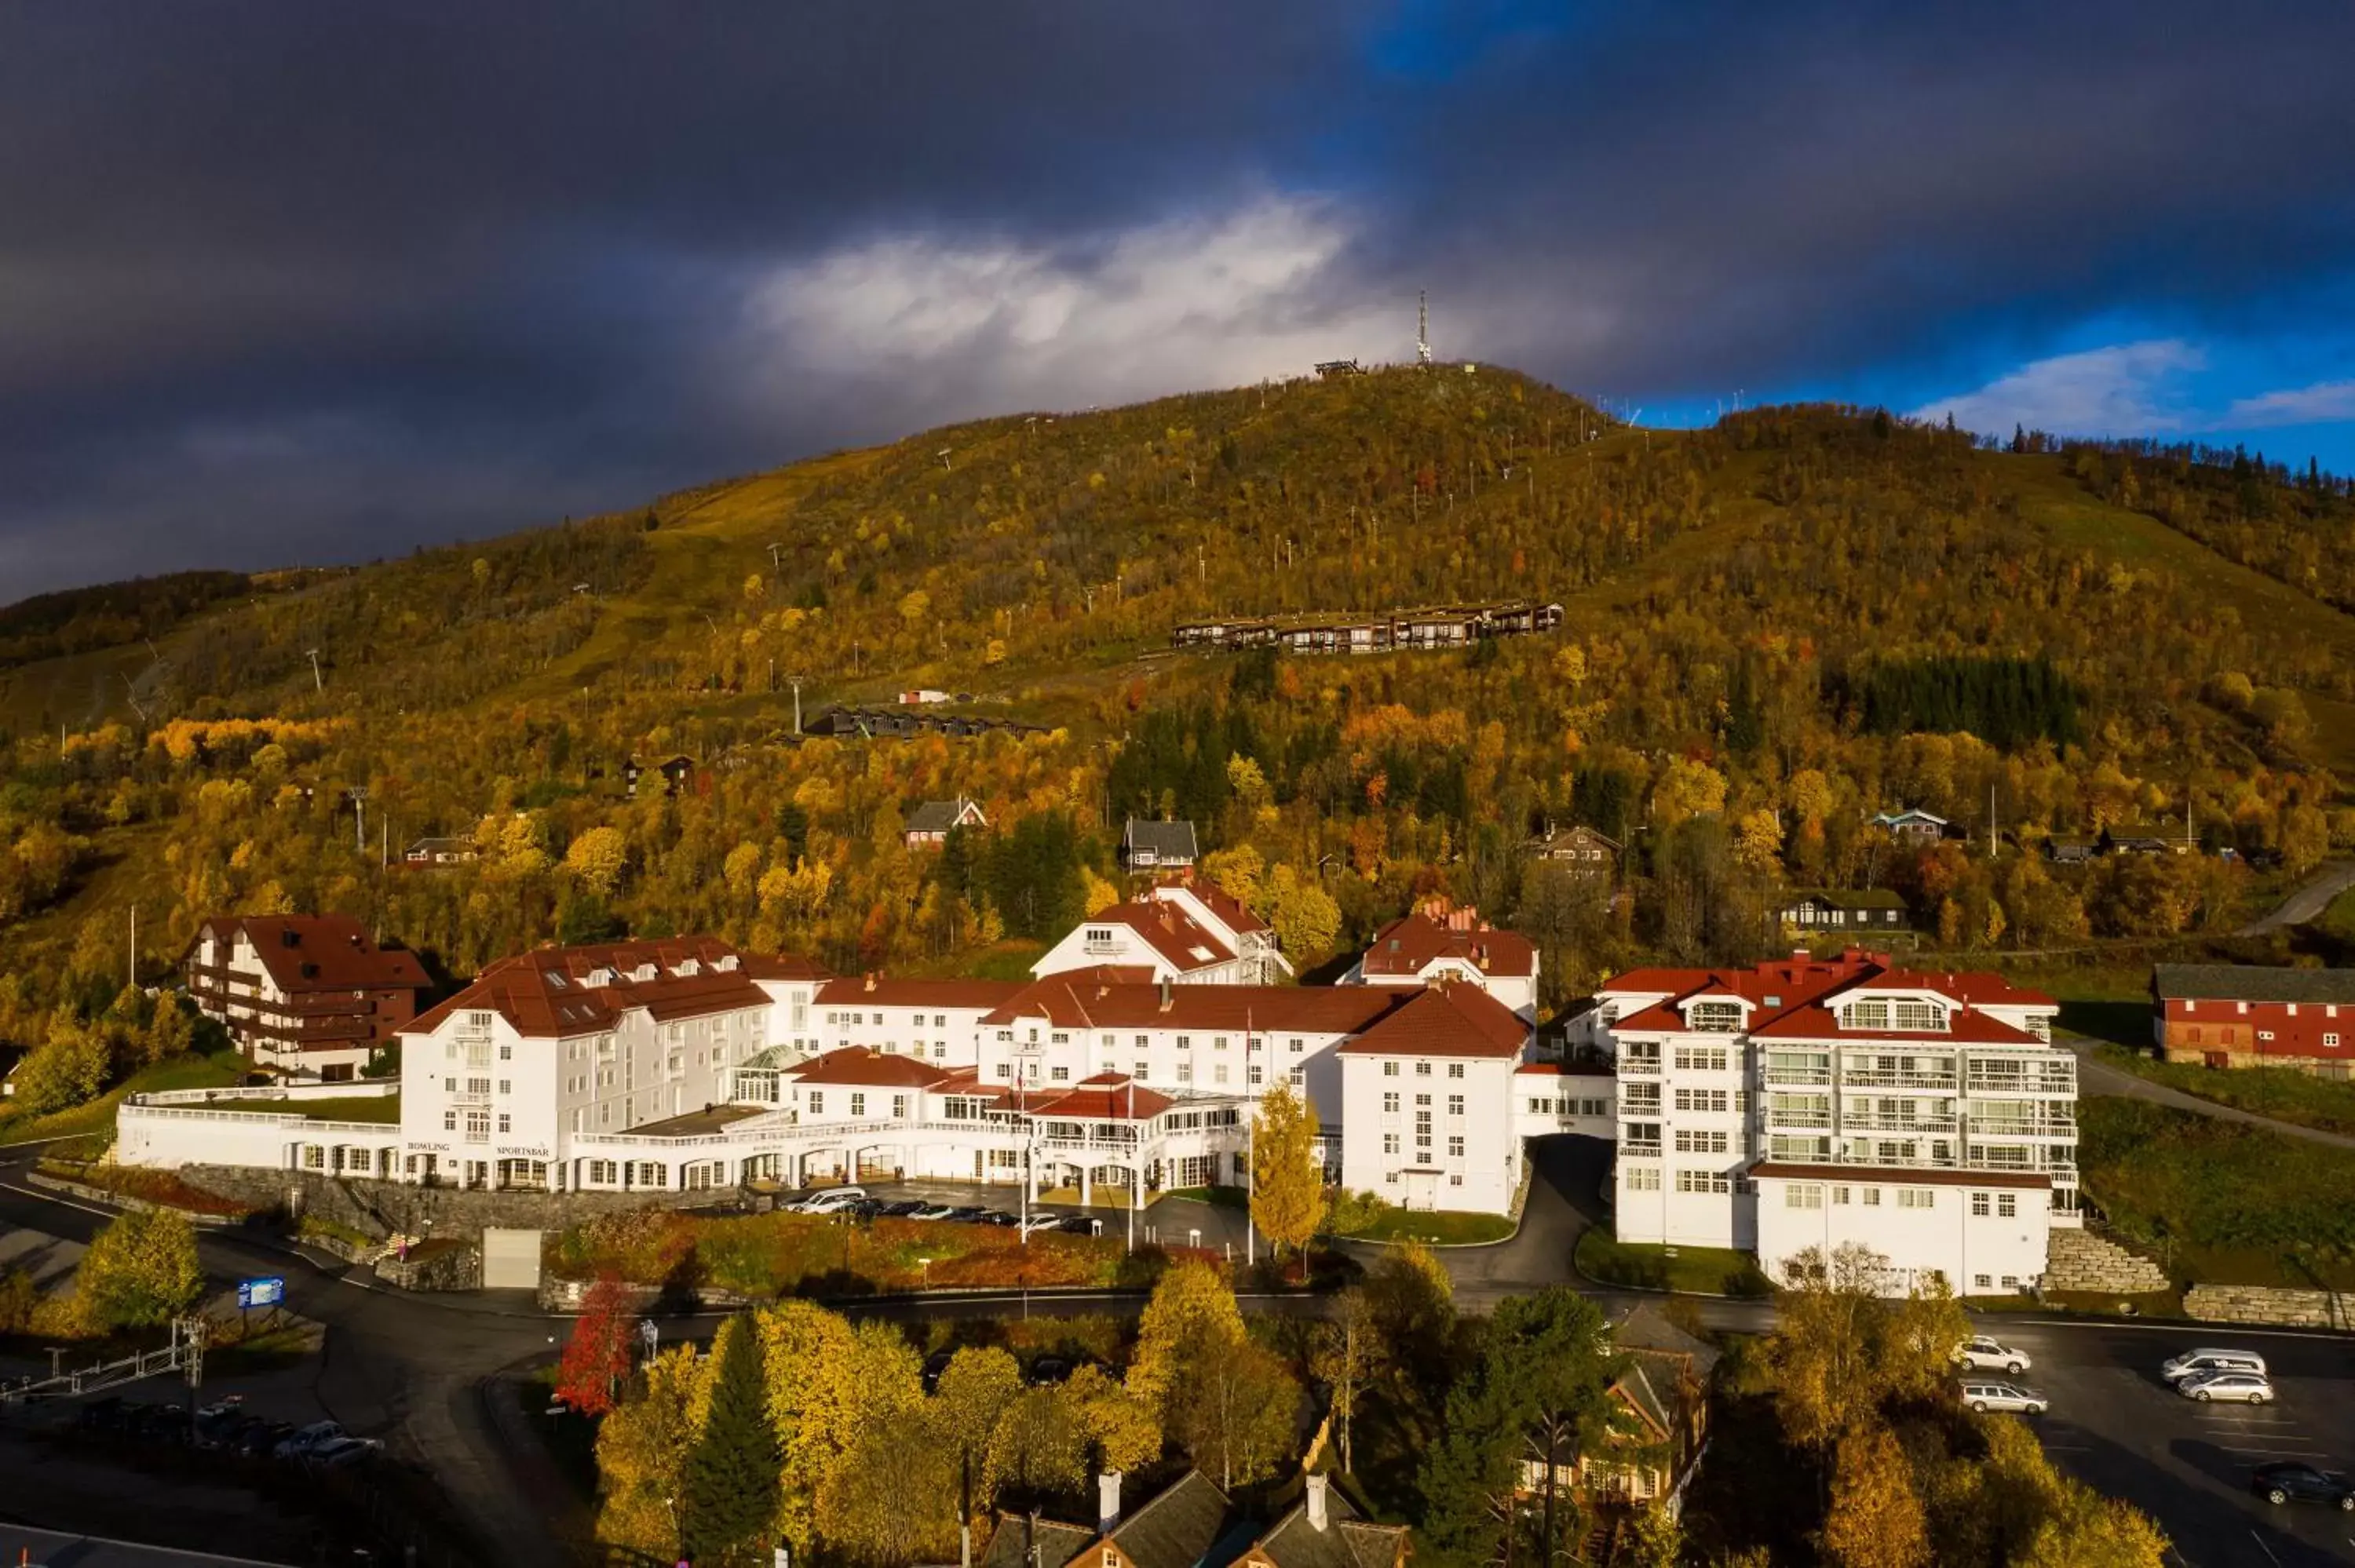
[[181, 914, 430, 1080]]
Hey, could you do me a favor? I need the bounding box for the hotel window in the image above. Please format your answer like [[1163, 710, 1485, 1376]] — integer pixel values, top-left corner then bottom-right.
[[443, 1110, 457, 1131], [1178, 1035, 1192, 1051], [1893, 1001, 1946, 1032], [2327, 1034, 2342, 1048], [497, 1113, 511, 1133], [850, 1092, 866, 1116], [1178, 1063, 1194, 1083], [1448, 1136, 1465, 1158], [810, 1092, 825, 1112], [1861, 1187, 1882, 1206], [1785, 1183, 1824, 1210], [1289, 1037, 1305, 1053], [1677, 1169, 1730, 1194], [1383, 1062, 1399, 1077], [498, 1080, 510, 1096], [1135, 1061, 1150, 1080], [893, 1095, 908, 1118], [1622, 1164, 1661, 1192], [1448, 1095, 1465, 1116], [1674, 1045, 1730, 1071], [1289, 1067, 1305, 1087], [994, 1066, 1010, 1080], [1052, 1067, 1071, 1082], [1970, 1192, 1991, 1216], [1383, 1092, 1400, 1113], [1214, 1036, 1229, 1051], [1674, 1129, 1729, 1154], [498, 1045, 512, 1061], [1416, 1062, 1432, 1076], [1687, 1001, 1743, 1033], [1998, 1194, 2017, 1217], [1248, 1066, 1263, 1086], [1384, 1133, 1400, 1154], [1448, 1063, 1465, 1079], [1898, 1188, 1936, 1209], [1831, 1185, 1851, 1205], [1674, 1088, 1729, 1113]]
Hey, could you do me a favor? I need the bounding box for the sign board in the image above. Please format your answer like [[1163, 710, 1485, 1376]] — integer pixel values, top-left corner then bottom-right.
[[237, 1277, 285, 1310]]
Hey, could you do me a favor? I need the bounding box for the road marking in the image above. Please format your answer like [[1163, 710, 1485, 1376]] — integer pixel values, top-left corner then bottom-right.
[[2247, 1530, 2282, 1566], [0, 1177, 114, 1219]]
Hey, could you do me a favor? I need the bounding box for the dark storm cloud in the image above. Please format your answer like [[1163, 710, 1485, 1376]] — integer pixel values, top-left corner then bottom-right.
[[4, 2, 2352, 597]]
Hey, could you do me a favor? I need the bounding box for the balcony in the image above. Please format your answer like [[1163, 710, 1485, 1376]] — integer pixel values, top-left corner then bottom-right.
[[1764, 1067, 1832, 1086], [1965, 1074, 2076, 1097], [1764, 1111, 1834, 1129], [1619, 1056, 1662, 1077], [1843, 1114, 1959, 1135], [1838, 1070, 1957, 1091]]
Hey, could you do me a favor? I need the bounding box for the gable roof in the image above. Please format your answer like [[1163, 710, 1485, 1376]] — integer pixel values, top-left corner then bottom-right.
[[188, 914, 428, 994], [906, 798, 986, 834], [1108, 1470, 1252, 1568], [1337, 983, 1530, 1059], [785, 1047, 958, 1088], [1784, 888, 1908, 913], [406, 937, 766, 1039], [984, 974, 1404, 1035], [1157, 878, 1269, 937], [1090, 899, 1238, 973], [1124, 819, 1200, 860], [813, 975, 1028, 1012], [2152, 963, 2355, 1005], [980, 1518, 1095, 1568], [1250, 1486, 1407, 1568], [1028, 1073, 1177, 1121], [1600, 950, 2052, 1038], [1357, 912, 1537, 981]]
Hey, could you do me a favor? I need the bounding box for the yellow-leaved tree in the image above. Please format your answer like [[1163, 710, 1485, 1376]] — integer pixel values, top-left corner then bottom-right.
[[1249, 1081, 1326, 1277]]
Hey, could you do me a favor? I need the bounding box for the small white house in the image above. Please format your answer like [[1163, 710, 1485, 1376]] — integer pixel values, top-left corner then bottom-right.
[[1031, 881, 1291, 986], [1343, 902, 1539, 1020]]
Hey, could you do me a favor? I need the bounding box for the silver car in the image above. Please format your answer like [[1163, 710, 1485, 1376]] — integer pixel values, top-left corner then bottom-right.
[[2162, 1347, 2267, 1383], [1961, 1380, 2050, 1415], [2178, 1370, 2273, 1404]]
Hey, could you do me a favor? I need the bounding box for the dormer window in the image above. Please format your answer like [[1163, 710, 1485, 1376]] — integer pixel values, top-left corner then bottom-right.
[[1893, 1001, 1947, 1032], [585, 968, 614, 987], [634, 964, 659, 983], [1841, 999, 1891, 1030], [1686, 1000, 1743, 1033]]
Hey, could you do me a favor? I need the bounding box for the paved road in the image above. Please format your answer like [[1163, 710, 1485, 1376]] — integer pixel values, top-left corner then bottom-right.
[[2064, 1037, 2355, 1151], [2240, 859, 2355, 935], [7, 1141, 2353, 1568]]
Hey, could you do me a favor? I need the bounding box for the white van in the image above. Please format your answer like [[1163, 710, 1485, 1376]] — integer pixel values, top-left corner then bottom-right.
[[790, 1186, 868, 1214], [2161, 1347, 2268, 1383]]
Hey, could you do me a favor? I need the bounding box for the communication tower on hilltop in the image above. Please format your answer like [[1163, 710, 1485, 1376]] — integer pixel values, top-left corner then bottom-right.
[[1417, 290, 1432, 366]]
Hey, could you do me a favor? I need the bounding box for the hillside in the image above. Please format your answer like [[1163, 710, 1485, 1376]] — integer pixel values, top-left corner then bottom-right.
[[4, 366, 2355, 1065]]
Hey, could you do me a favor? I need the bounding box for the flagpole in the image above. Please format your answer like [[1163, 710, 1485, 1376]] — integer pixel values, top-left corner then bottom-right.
[[1244, 1008, 1255, 1270]]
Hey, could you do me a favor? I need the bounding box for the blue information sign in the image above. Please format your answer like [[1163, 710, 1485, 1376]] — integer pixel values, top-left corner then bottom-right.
[[237, 1276, 285, 1310]]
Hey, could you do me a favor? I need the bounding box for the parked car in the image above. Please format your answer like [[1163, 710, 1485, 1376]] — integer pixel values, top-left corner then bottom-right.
[[1055, 1215, 1101, 1236], [907, 1204, 958, 1222], [1952, 1336, 2032, 1375], [790, 1186, 869, 1215], [2179, 1371, 2273, 1404], [921, 1350, 955, 1394], [972, 1210, 1020, 1228], [306, 1436, 382, 1471], [240, 1421, 296, 1459], [2162, 1347, 2267, 1383], [1960, 1381, 2048, 1416], [2249, 1462, 2354, 1510], [275, 1420, 347, 1460], [79, 1396, 126, 1432], [876, 1199, 926, 1218], [1017, 1213, 1066, 1237], [1028, 1355, 1075, 1387]]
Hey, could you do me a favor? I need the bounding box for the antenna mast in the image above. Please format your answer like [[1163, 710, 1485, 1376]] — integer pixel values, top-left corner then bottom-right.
[[1416, 290, 1432, 366]]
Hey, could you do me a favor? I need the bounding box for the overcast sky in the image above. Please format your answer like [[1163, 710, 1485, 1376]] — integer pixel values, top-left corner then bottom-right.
[[5, 2, 2353, 600]]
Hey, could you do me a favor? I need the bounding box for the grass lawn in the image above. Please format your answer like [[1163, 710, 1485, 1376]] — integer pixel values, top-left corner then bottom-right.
[[2090, 1045, 2355, 1136], [0, 1047, 246, 1147], [290, 1095, 403, 1124], [2079, 1097, 2355, 1288], [2318, 884, 2355, 943], [1160, 1185, 1248, 1209], [1330, 1209, 1514, 1246], [1575, 1223, 1772, 1297]]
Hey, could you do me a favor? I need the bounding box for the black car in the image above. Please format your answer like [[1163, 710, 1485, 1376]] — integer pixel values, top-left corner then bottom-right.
[[1056, 1215, 1101, 1235], [240, 1421, 296, 1459], [972, 1211, 1020, 1228], [842, 1198, 887, 1218], [876, 1199, 926, 1218], [1028, 1355, 1074, 1387], [944, 1205, 989, 1223], [921, 1350, 955, 1394], [80, 1396, 126, 1432], [2251, 1462, 2354, 1510]]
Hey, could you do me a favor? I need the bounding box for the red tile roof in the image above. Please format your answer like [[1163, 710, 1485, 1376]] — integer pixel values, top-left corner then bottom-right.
[[1358, 912, 1537, 981], [1337, 983, 1531, 1059], [786, 1047, 958, 1088], [1515, 1060, 1616, 1078], [983, 975, 1404, 1034], [813, 975, 1028, 1011], [739, 952, 832, 983], [1599, 950, 2052, 1040], [1090, 900, 1237, 974], [1028, 1074, 1176, 1121], [190, 914, 428, 994], [407, 937, 770, 1038]]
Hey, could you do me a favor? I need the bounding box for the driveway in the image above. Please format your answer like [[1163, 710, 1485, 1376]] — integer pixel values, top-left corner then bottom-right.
[[2063, 1037, 2355, 1151], [2240, 859, 2355, 935]]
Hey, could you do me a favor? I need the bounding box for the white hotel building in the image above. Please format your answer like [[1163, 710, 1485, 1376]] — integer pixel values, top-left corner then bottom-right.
[[117, 930, 1572, 1214], [1587, 950, 2073, 1295]]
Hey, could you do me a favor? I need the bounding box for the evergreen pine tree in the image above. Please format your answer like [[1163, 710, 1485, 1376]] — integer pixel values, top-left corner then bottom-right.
[[683, 1316, 780, 1566]]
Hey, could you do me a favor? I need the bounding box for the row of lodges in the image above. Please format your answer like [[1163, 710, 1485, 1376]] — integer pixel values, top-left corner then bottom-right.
[[1170, 600, 1564, 655]]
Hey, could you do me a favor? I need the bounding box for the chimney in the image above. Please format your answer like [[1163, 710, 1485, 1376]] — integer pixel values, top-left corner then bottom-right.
[[864, 972, 878, 993], [1098, 1471, 1123, 1534], [1157, 978, 1174, 1012], [1305, 1473, 1329, 1532]]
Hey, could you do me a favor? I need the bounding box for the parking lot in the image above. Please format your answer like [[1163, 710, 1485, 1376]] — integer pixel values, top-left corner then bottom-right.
[[785, 1177, 1255, 1256], [1981, 1318, 2355, 1566]]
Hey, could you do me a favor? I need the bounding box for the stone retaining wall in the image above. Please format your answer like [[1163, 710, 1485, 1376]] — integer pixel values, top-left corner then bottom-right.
[[181, 1165, 716, 1242], [376, 1240, 482, 1292], [2183, 1284, 2355, 1329], [26, 1171, 243, 1228], [538, 1275, 758, 1314]]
